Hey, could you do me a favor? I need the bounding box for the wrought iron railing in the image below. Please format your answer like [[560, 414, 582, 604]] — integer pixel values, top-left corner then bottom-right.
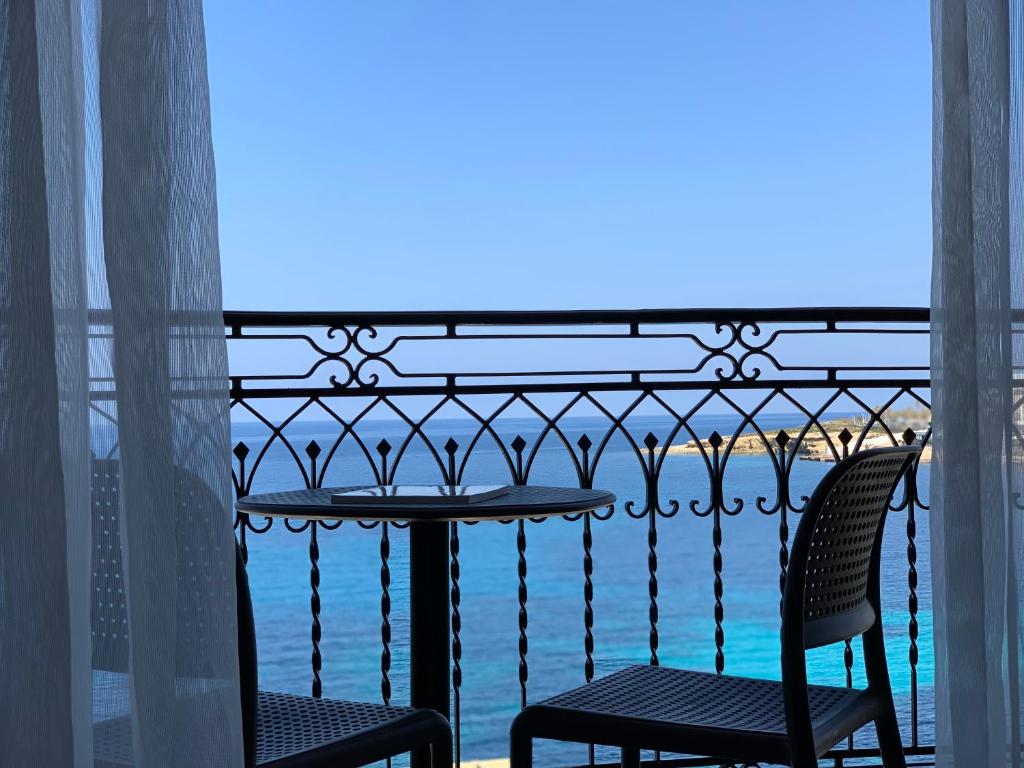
[[223, 307, 933, 767]]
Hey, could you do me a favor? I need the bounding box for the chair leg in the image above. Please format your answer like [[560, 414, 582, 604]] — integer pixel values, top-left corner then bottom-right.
[[787, 736, 818, 768], [413, 745, 433, 768], [620, 747, 640, 768], [509, 720, 532, 768], [431, 727, 453, 768], [874, 702, 907, 768]]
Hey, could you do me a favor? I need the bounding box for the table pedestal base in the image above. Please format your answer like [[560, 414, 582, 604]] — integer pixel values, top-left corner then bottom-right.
[[410, 520, 451, 768]]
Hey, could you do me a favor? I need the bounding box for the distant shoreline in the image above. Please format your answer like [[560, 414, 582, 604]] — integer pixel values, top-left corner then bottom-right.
[[659, 417, 931, 463]]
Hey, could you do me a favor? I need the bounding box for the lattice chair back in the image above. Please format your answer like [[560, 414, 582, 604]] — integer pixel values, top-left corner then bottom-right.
[[91, 457, 235, 674], [783, 446, 919, 651], [91, 457, 130, 671], [173, 466, 236, 668]]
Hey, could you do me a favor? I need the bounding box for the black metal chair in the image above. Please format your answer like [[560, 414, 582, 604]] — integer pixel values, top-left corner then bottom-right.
[[509, 446, 918, 768], [91, 459, 451, 767], [235, 544, 452, 768]]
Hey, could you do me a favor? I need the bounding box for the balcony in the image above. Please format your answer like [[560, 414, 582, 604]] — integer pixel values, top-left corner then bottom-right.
[[221, 306, 933, 768]]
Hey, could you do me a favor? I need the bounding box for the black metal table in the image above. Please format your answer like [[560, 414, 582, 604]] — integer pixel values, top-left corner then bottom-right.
[[236, 484, 615, 768]]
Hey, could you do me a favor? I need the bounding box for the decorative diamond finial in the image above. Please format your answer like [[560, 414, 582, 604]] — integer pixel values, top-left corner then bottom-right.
[[305, 440, 321, 460], [511, 435, 527, 453], [838, 428, 853, 446], [577, 434, 593, 452], [233, 441, 250, 461], [708, 431, 723, 449], [376, 438, 392, 457], [902, 428, 917, 445], [644, 432, 660, 451], [776, 430, 790, 448], [444, 437, 459, 455]]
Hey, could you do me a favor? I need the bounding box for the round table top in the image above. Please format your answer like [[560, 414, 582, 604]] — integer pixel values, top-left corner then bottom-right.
[[236, 485, 616, 523]]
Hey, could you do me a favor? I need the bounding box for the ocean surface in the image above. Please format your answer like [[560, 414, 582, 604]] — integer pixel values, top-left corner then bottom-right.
[[233, 413, 933, 764]]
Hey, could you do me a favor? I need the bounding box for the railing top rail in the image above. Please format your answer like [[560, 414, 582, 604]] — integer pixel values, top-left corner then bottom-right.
[[222, 306, 931, 328], [213, 306, 932, 397]]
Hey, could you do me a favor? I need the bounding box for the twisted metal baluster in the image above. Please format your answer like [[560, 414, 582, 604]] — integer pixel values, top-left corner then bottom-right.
[[583, 510, 597, 766], [710, 433, 725, 674], [307, 440, 323, 698], [509, 435, 530, 707], [580, 436, 596, 685], [583, 510, 595, 684], [642, 433, 660, 667], [903, 430, 920, 747], [642, 436, 663, 768], [310, 523, 322, 698], [776, 432, 790, 620], [450, 521, 462, 765], [844, 641, 854, 698], [778, 511, 789, 620], [378, 521, 394, 768], [517, 519, 529, 707], [580, 434, 597, 767], [712, 506, 725, 674], [648, 509, 659, 667], [375, 439, 393, 719], [441, 438, 463, 763], [908, 498, 919, 747], [843, 636, 856, 702], [380, 523, 392, 705]]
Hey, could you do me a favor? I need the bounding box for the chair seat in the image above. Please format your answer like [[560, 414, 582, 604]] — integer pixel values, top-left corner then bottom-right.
[[94, 689, 448, 768], [516, 665, 882, 765], [256, 690, 445, 767]]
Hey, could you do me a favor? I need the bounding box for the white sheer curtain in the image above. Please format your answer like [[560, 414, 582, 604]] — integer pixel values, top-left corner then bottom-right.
[[931, 0, 1024, 766], [0, 1, 243, 766]]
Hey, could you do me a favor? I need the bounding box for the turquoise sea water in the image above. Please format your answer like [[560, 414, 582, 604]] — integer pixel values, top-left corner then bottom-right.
[[234, 414, 933, 764]]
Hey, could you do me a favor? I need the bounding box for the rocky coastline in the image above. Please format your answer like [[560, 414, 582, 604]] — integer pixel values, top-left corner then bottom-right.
[[659, 417, 931, 463]]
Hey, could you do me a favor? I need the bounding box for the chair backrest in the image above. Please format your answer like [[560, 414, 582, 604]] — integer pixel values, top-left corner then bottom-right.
[[782, 446, 918, 651], [91, 456, 257, 764], [91, 458, 130, 671], [91, 459, 236, 672]]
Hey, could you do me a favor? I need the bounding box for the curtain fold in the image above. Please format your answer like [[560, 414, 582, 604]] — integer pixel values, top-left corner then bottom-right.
[[931, 0, 1024, 766], [0, 1, 243, 765]]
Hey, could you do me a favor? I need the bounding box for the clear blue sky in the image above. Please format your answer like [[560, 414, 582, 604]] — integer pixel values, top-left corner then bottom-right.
[[204, 2, 931, 313]]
